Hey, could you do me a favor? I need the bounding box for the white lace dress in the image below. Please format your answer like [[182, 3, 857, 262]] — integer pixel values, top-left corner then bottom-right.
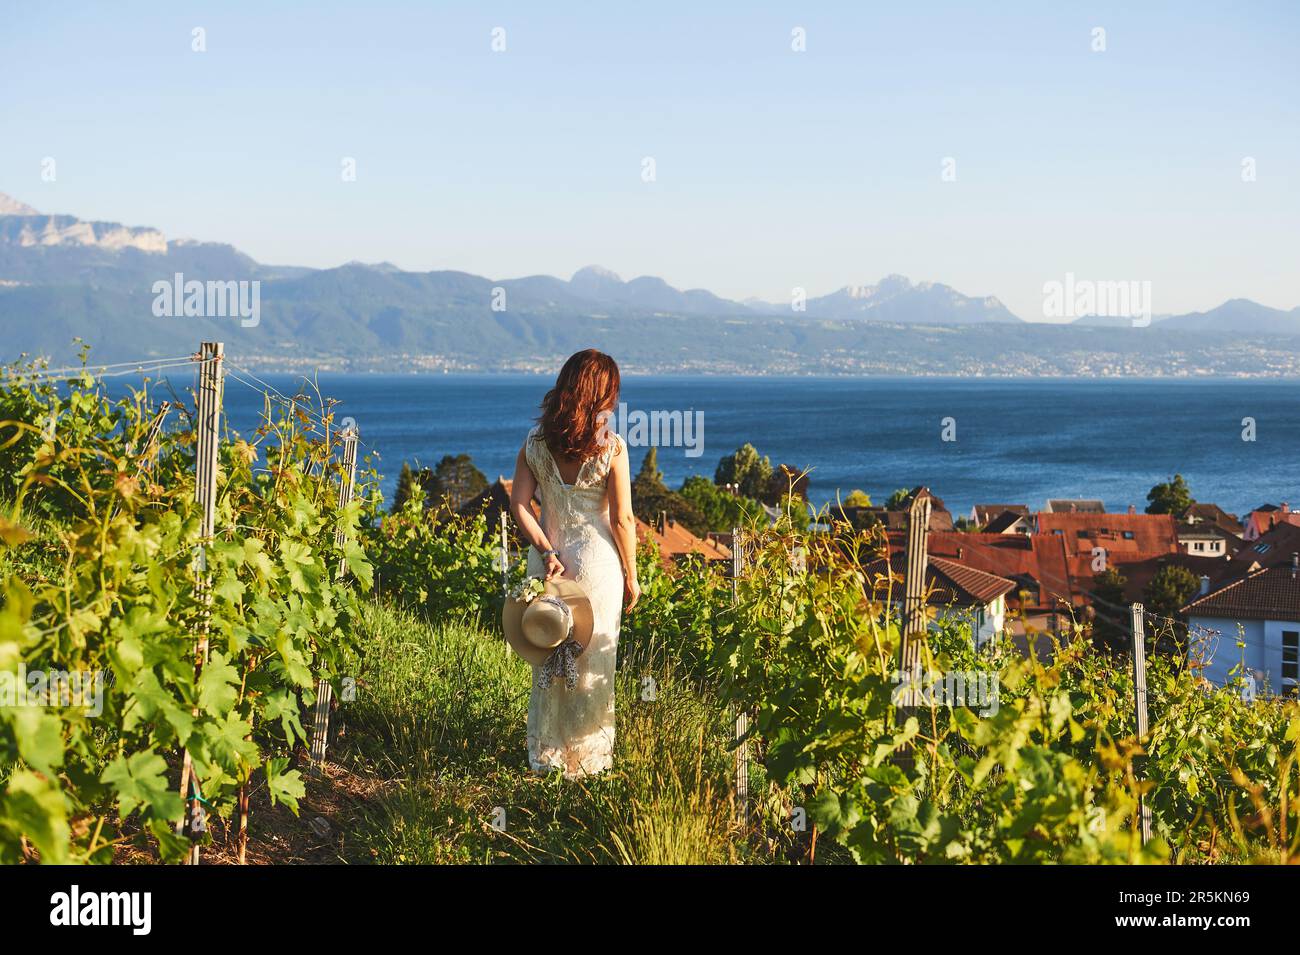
[[522, 426, 626, 777]]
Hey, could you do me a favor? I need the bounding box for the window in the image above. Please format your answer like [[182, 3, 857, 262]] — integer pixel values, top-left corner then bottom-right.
[[1122, 531, 1135, 540], [1283, 631, 1299, 698], [1255, 542, 1272, 554], [1193, 541, 1204, 552]]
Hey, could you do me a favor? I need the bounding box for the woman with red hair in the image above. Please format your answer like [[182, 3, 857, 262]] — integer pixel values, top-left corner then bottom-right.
[[509, 349, 639, 776]]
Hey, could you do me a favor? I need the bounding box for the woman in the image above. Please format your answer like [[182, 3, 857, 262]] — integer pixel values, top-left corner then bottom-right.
[[509, 349, 640, 777]]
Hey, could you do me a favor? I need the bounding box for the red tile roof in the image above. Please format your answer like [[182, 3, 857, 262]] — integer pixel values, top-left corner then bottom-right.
[[928, 556, 1018, 605], [876, 533, 1028, 608], [864, 551, 1015, 609], [1182, 564, 1300, 621], [1184, 502, 1241, 538], [1244, 508, 1300, 539], [920, 531, 1074, 609], [1230, 521, 1300, 572], [636, 517, 731, 564], [1035, 512, 1179, 557], [1110, 553, 1238, 604]]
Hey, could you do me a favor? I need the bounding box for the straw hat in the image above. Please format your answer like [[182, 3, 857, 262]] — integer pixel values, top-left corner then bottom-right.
[[502, 576, 594, 667]]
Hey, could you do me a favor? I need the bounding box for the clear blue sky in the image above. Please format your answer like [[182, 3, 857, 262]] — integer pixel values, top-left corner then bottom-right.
[[2, 1, 1296, 319]]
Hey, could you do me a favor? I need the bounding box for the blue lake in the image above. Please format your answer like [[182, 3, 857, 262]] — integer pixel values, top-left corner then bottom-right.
[[135, 372, 1300, 519]]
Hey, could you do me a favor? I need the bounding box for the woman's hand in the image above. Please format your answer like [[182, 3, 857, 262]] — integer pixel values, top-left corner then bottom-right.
[[543, 551, 565, 580], [623, 577, 641, 611]]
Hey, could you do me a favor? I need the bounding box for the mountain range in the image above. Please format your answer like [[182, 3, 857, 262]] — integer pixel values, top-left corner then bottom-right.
[[1, 190, 1299, 376]]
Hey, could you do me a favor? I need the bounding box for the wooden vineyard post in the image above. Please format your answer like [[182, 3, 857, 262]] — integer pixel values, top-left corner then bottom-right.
[[178, 342, 223, 865], [334, 425, 360, 572], [730, 526, 749, 825], [895, 491, 932, 766], [499, 510, 510, 598], [730, 525, 742, 603], [309, 424, 360, 778], [1130, 603, 1153, 846]]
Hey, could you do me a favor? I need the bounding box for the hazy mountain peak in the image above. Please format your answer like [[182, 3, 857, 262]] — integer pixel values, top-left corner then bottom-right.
[[0, 192, 40, 216], [572, 264, 622, 283], [877, 273, 915, 291], [343, 259, 402, 273], [1156, 297, 1300, 333], [843, 274, 918, 299], [808, 275, 1021, 324]]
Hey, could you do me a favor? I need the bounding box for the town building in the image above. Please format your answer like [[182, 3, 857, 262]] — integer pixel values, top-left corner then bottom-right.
[[1182, 558, 1300, 698], [1176, 520, 1232, 557], [636, 513, 732, 566], [865, 539, 1016, 649], [1035, 510, 1179, 559], [1043, 499, 1106, 514], [1183, 502, 1243, 543], [837, 487, 955, 533], [1241, 502, 1300, 541], [971, 503, 1029, 528], [981, 509, 1033, 535]]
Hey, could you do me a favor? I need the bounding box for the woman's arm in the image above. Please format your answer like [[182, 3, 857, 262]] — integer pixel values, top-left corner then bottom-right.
[[510, 445, 564, 579], [607, 439, 640, 610]]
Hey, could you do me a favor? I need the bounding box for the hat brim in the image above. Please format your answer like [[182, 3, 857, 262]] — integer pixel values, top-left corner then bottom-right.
[[503, 576, 595, 668]]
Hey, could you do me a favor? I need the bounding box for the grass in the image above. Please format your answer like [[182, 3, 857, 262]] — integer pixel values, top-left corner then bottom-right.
[[0, 502, 828, 864], [333, 600, 774, 865]]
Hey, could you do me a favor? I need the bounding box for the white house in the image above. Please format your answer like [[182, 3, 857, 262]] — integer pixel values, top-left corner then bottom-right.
[[923, 556, 1015, 648], [1176, 520, 1231, 558], [870, 552, 1015, 650], [1182, 561, 1300, 698]]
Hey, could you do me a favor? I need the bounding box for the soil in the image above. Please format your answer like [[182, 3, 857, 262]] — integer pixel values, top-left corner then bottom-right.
[[112, 748, 392, 865]]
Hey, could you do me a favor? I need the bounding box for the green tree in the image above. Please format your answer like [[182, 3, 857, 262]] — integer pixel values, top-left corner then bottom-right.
[[1090, 567, 1129, 652], [680, 475, 763, 533], [1145, 474, 1193, 515], [884, 488, 911, 510], [714, 443, 773, 500], [391, 454, 487, 514], [636, 446, 664, 485], [632, 448, 707, 535], [390, 461, 422, 513], [430, 454, 488, 511], [764, 463, 809, 506], [1144, 564, 1200, 623], [841, 489, 872, 508]]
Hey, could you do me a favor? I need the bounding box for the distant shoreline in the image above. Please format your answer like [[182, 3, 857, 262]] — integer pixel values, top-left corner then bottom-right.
[[198, 366, 1300, 383]]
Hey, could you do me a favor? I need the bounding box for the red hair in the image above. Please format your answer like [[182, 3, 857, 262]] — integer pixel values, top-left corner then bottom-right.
[[538, 350, 620, 461]]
